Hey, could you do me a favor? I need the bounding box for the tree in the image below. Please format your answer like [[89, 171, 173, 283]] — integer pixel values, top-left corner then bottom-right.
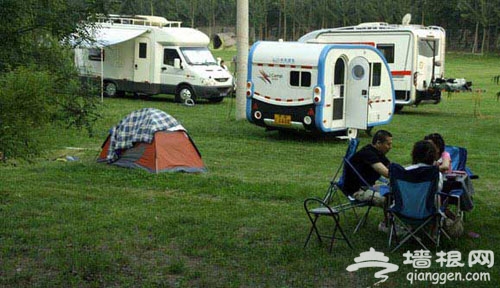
[[0, 0, 108, 160]]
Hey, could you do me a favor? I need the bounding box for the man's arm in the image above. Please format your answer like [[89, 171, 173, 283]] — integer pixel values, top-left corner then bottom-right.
[[372, 162, 389, 178]]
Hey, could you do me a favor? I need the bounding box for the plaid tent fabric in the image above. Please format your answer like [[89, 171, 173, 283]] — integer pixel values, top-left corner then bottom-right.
[[107, 108, 185, 161]]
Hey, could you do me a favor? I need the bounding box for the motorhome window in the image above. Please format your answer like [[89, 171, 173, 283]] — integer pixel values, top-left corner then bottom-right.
[[139, 43, 147, 58], [88, 48, 103, 61], [290, 71, 311, 87], [371, 63, 381, 87], [164, 49, 180, 66], [180, 47, 217, 65], [418, 40, 438, 57], [376, 44, 394, 63]]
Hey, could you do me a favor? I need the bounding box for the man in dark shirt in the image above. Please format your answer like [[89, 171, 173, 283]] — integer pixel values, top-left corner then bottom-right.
[[342, 130, 392, 207]]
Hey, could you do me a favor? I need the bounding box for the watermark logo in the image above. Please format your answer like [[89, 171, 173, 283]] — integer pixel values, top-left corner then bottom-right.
[[346, 247, 399, 286]]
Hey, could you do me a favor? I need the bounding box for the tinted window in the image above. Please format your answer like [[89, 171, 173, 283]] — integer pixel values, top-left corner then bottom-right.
[[290, 71, 300, 86], [290, 71, 311, 87], [377, 44, 394, 63], [88, 48, 103, 61], [139, 43, 147, 58], [371, 63, 381, 87], [163, 49, 180, 66], [301, 72, 311, 87]]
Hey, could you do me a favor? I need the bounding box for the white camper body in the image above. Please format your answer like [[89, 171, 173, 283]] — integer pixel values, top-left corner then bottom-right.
[[74, 15, 233, 102], [299, 22, 446, 111], [246, 41, 394, 137]]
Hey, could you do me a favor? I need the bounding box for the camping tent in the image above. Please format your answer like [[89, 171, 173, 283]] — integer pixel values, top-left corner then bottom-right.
[[98, 108, 206, 173]]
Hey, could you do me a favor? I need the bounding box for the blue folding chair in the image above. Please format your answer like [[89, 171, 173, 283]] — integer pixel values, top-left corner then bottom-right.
[[444, 145, 477, 216], [387, 163, 446, 252], [445, 145, 478, 179]]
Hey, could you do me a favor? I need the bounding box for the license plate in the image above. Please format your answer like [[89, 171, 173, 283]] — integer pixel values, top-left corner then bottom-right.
[[274, 114, 291, 125]]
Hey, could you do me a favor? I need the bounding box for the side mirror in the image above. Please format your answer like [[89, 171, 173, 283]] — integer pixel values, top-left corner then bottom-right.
[[174, 58, 181, 69]]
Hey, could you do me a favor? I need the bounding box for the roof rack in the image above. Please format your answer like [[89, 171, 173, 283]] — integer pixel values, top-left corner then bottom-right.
[[97, 14, 182, 28]]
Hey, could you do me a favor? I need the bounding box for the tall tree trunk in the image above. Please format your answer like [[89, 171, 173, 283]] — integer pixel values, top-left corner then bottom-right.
[[282, 0, 287, 40], [472, 22, 479, 54], [481, 26, 487, 54]]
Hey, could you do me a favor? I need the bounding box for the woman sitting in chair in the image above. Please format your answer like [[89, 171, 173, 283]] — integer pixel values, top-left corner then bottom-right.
[[407, 140, 443, 191], [424, 133, 452, 174]]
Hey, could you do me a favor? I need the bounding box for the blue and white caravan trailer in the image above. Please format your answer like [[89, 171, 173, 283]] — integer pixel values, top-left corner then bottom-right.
[[246, 41, 394, 138], [299, 20, 446, 112]]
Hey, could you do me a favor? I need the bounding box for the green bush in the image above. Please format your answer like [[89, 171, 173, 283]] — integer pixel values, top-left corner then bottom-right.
[[0, 66, 53, 159]]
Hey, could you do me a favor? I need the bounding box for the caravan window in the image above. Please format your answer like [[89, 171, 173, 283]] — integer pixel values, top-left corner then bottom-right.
[[290, 71, 311, 87], [164, 49, 180, 66], [376, 44, 394, 63], [371, 63, 381, 87]]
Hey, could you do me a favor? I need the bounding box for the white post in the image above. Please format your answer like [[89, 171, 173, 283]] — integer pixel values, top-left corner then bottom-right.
[[235, 0, 249, 120], [100, 47, 104, 102]]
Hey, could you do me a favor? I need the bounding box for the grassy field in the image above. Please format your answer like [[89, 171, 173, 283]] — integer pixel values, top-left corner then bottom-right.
[[1, 51, 500, 287]]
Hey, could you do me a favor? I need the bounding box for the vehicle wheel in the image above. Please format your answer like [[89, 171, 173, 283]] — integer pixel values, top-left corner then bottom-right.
[[175, 85, 196, 103], [347, 128, 358, 139], [208, 97, 224, 103], [395, 105, 404, 113], [104, 82, 118, 98]]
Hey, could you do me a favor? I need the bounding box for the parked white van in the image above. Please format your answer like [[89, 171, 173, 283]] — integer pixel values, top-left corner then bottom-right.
[[74, 15, 233, 103]]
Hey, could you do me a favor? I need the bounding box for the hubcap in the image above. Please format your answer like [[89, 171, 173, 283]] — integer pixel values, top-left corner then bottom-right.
[[179, 88, 192, 100]]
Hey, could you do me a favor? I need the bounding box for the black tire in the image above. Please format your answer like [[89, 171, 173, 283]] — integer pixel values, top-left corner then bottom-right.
[[175, 85, 196, 103], [208, 97, 224, 103], [395, 105, 404, 113], [104, 82, 118, 98]]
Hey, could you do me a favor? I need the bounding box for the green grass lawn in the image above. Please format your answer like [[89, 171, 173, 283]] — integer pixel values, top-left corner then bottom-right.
[[1, 52, 500, 287]]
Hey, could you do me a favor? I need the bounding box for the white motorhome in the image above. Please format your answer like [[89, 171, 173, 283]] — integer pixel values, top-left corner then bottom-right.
[[299, 21, 446, 111], [246, 41, 394, 138], [74, 15, 233, 103]]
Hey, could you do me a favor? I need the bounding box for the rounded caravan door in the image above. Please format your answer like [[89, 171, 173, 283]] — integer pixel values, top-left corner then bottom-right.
[[345, 56, 369, 130]]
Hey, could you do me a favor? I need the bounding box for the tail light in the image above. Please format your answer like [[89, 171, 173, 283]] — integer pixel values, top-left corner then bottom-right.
[[313, 86, 322, 104]]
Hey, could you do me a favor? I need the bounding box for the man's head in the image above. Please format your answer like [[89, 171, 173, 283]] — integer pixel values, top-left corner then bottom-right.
[[412, 140, 437, 165], [372, 130, 393, 155]]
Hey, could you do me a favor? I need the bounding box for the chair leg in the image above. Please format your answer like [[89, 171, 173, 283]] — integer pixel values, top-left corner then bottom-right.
[[333, 213, 353, 250], [304, 215, 322, 248], [354, 206, 372, 233]]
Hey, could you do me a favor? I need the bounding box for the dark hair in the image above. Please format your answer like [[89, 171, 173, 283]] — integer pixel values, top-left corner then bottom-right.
[[424, 133, 445, 155], [372, 130, 392, 145], [412, 140, 437, 165]]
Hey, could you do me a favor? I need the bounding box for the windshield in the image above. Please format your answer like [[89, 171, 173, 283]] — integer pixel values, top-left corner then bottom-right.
[[180, 47, 217, 65]]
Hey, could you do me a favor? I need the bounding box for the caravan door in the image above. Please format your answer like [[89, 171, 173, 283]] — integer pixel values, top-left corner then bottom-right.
[[134, 37, 151, 82], [345, 56, 369, 130]]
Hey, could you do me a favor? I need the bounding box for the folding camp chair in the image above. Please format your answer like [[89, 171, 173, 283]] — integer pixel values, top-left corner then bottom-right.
[[313, 138, 379, 234], [387, 163, 446, 252], [444, 145, 477, 218], [445, 145, 479, 179], [303, 197, 353, 252]]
